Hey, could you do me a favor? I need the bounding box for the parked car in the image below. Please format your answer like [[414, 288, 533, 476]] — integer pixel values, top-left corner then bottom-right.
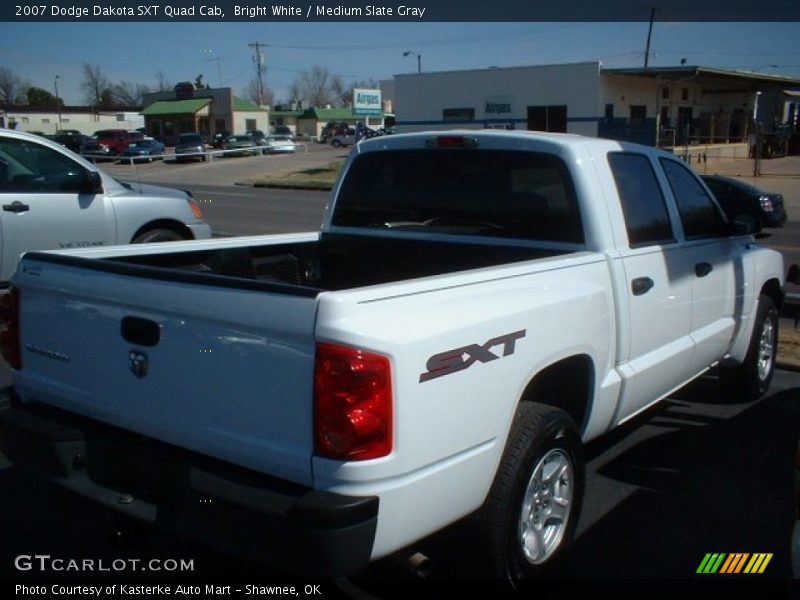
[[262, 135, 296, 154], [174, 133, 206, 162], [223, 135, 259, 157], [51, 132, 88, 153], [272, 125, 294, 140], [0, 128, 212, 281], [82, 129, 143, 159], [701, 174, 788, 228], [211, 130, 231, 149], [119, 139, 166, 163], [329, 128, 356, 148]]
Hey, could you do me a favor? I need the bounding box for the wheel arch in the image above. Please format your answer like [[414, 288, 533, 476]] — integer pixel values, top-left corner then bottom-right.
[[518, 354, 595, 436], [761, 277, 783, 312], [130, 219, 193, 243]]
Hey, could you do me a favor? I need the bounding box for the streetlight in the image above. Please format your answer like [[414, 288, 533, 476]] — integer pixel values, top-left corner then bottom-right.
[[403, 51, 421, 74], [53, 75, 62, 128]]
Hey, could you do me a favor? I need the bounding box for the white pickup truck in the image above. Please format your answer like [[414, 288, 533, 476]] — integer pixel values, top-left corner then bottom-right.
[[0, 129, 212, 282], [0, 131, 786, 581]]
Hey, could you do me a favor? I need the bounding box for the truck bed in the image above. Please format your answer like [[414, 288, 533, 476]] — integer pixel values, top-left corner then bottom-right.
[[58, 232, 566, 292]]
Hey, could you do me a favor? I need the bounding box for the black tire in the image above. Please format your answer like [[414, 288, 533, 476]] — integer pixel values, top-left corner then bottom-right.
[[332, 139, 342, 148], [477, 403, 584, 583], [132, 228, 185, 244], [720, 294, 779, 401]]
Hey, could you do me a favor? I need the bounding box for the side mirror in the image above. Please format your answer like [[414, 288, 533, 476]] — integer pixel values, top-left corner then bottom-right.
[[731, 213, 759, 236], [80, 170, 103, 195]]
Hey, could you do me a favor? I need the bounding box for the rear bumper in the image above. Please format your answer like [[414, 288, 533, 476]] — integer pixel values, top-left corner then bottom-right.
[[0, 390, 378, 577]]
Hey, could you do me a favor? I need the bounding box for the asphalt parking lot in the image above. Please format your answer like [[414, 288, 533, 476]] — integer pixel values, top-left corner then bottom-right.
[[1, 145, 799, 590]]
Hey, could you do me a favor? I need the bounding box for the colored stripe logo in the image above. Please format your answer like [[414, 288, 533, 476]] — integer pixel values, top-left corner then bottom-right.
[[696, 553, 773, 574]]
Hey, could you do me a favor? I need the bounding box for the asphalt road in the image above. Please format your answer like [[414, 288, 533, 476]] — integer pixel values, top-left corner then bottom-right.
[[183, 184, 329, 237]]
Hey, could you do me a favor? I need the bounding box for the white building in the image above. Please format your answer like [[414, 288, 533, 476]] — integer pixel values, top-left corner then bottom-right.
[[393, 62, 800, 147], [0, 108, 143, 135]]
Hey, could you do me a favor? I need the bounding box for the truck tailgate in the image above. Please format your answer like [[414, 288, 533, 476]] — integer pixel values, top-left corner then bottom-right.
[[13, 255, 319, 486]]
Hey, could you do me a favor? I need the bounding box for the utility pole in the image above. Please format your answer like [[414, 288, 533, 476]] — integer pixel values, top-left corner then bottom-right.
[[53, 75, 62, 128], [644, 7, 656, 68], [249, 42, 267, 106]]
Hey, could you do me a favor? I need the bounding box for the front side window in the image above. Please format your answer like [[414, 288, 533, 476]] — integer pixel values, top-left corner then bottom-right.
[[660, 159, 727, 239], [608, 152, 674, 247], [0, 137, 87, 193], [333, 149, 583, 243]]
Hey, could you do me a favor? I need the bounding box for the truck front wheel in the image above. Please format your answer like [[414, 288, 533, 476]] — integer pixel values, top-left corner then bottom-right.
[[720, 294, 778, 401], [479, 403, 584, 582]]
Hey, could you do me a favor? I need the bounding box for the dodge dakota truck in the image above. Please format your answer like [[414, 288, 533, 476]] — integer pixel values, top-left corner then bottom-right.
[[0, 131, 785, 581]]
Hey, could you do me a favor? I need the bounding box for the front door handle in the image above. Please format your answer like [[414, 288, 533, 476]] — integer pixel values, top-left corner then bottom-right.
[[3, 201, 29, 213], [695, 262, 713, 277], [631, 277, 655, 296]]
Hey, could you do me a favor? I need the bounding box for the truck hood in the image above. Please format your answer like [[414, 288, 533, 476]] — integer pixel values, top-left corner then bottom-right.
[[107, 178, 191, 200]]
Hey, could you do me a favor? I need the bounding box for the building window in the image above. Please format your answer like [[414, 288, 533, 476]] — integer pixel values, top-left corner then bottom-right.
[[21, 117, 29, 123], [62, 118, 70, 123], [681, 88, 689, 101], [443, 108, 475, 122], [630, 105, 647, 127], [527, 105, 567, 133], [605, 104, 615, 123], [42, 118, 50, 124], [662, 87, 670, 100], [245, 118, 257, 131]]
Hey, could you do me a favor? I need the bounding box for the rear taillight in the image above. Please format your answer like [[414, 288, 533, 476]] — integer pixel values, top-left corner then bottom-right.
[[314, 343, 392, 461], [0, 287, 21, 370]]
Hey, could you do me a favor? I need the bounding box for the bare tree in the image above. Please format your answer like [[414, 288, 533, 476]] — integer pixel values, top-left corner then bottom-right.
[[0, 67, 29, 108], [82, 63, 111, 106], [155, 71, 172, 92], [246, 78, 274, 108], [112, 81, 150, 106], [292, 65, 336, 108]]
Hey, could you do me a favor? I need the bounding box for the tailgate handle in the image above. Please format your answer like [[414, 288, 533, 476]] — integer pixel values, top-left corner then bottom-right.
[[121, 316, 160, 347]]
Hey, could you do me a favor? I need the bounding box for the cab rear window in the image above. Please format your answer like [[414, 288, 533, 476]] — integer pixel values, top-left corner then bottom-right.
[[333, 150, 583, 244]]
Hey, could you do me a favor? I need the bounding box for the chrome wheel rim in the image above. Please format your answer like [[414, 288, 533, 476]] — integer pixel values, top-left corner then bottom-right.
[[757, 317, 775, 383], [518, 448, 573, 565]]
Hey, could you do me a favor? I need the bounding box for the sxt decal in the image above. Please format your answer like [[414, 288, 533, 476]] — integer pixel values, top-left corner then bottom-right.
[[419, 330, 526, 383]]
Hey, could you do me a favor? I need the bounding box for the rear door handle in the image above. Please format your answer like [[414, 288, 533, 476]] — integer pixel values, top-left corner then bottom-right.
[[695, 262, 713, 277], [3, 201, 29, 213], [631, 277, 655, 296]]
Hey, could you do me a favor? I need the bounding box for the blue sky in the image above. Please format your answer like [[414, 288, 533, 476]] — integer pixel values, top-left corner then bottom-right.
[[2, 21, 799, 105]]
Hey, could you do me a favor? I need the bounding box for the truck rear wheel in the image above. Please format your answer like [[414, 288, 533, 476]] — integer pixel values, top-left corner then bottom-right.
[[478, 403, 584, 582], [720, 294, 778, 401]]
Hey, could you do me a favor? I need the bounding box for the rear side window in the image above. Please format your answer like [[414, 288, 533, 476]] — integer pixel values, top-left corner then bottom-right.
[[333, 149, 583, 243], [660, 159, 727, 239], [608, 152, 674, 247]]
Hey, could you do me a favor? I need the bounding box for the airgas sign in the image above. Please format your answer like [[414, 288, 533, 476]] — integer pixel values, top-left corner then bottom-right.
[[353, 89, 382, 116]]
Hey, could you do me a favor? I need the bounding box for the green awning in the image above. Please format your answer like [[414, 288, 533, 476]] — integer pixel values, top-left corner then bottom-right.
[[141, 98, 211, 116]]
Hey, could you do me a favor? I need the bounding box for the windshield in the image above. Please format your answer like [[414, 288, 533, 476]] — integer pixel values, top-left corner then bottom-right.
[[178, 135, 202, 144], [333, 149, 583, 243]]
